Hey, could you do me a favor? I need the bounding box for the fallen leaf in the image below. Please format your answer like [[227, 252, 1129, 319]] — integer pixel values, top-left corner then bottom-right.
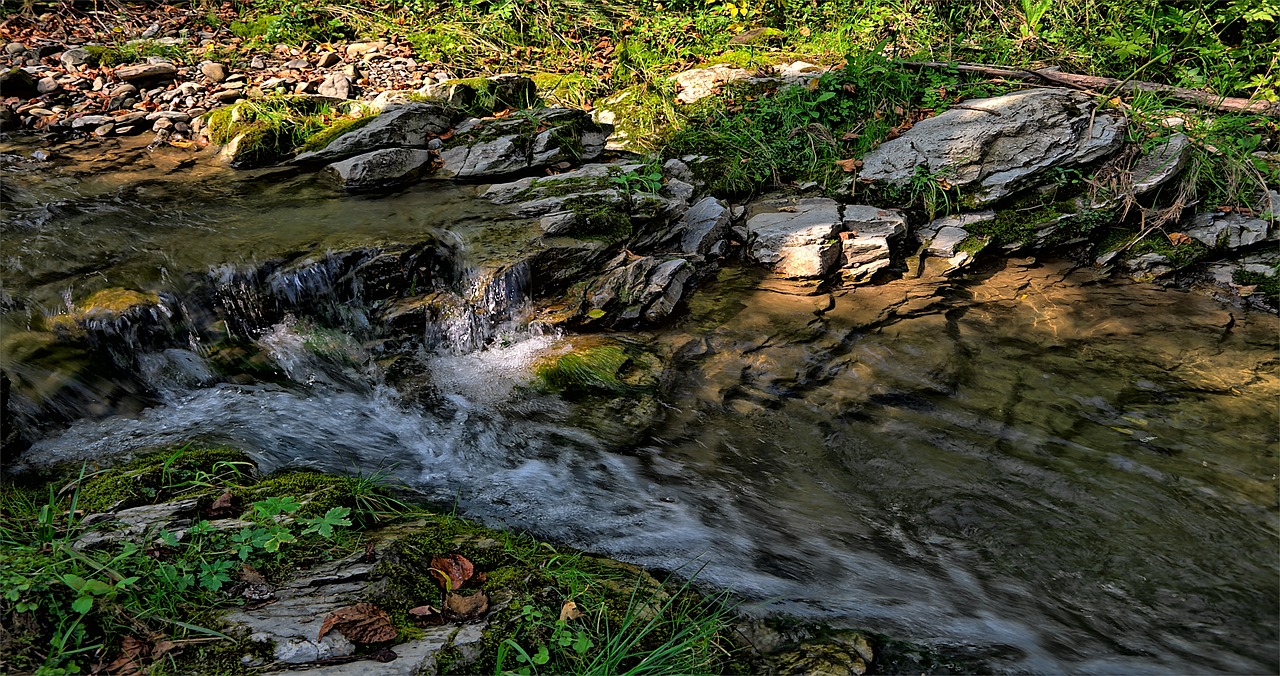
[[409, 604, 446, 626], [105, 636, 148, 675], [1168, 232, 1192, 246], [207, 492, 237, 517], [239, 563, 268, 585], [318, 603, 398, 644], [841, 130, 861, 141], [799, 26, 811, 37], [444, 592, 489, 621], [429, 554, 475, 592], [777, 206, 798, 213], [559, 601, 582, 622], [835, 158, 859, 172]]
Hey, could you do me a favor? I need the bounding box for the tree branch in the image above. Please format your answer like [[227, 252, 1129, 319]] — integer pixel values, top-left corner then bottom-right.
[[897, 61, 1280, 117]]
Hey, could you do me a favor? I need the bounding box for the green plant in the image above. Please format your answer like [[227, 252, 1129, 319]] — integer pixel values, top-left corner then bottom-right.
[[609, 164, 665, 194]]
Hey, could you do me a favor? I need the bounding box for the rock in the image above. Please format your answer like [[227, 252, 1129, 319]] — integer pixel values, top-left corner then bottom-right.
[[840, 205, 907, 282], [728, 27, 785, 45], [94, 123, 114, 136], [0, 106, 19, 131], [318, 73, 353, 99], [671, 61, 827, 104], [1125, 252, 1173, 279], [146, 110, 190, 122], [70, 114, 113, 129], [326, 148, 436, 191], [669, 196, 731, 255], [1132, 132, 1190, 196], [437, 108, 609, 179], [345, 41, 387, 57], [1184, 212, 1271, 250], [60, 47, 90, 68], [36, 76, 59, 94], [200, 61, 229, 82], [282, 58, 311, 70], [112, 83, 138, 97], [141, 22, 160, 38], [294, 102, 456, 164], [859, 88, 1126, 204], [4, 42, 26, 55], [420, 74, 537, 113], [0, 67, 38, 99], [152, 118, 174, 132], [925, 225, 970, 257], [316, 51, 341, 68], [115, 62, 178, 83], [582, 254, 695, 326], [212, 89, 243, 103], [250, 55, 266, 69], [745, 198, 843, 278]]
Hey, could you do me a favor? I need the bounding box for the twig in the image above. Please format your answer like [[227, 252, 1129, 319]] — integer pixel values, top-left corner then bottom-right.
[[897, 61, 1280, 117]]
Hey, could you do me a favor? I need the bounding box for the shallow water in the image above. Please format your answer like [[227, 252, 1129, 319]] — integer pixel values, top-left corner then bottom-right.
[[3, 138, 1277, 674]]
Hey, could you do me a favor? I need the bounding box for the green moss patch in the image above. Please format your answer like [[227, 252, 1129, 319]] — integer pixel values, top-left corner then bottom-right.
[[204, 97, 373, 167]]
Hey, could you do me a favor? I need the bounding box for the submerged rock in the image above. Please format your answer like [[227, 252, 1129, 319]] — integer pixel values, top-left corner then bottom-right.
[[859, 88, 1126, 204]]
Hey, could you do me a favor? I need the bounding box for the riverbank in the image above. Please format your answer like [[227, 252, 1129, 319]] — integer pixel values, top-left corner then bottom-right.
[[1, 446, 955, 675]]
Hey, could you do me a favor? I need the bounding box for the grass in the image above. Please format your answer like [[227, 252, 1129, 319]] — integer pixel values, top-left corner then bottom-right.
[[1, 446, 740, 675]]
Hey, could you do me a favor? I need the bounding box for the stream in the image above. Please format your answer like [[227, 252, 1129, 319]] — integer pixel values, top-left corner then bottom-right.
[[2, 138, 1277, 674]]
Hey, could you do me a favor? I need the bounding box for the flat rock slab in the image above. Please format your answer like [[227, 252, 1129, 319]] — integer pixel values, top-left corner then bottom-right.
[[437, 108, 609, 179], [840, 206, 908, 282], [1132, 132, 1190, 195], [859, 88, 1126, 204], [746, 198, 843, 278]]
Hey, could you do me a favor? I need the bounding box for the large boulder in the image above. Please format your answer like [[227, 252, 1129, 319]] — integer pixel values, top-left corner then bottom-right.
[[295, 103, 456, 164], [859, 88, 1126, 204], [437, 108, 610, 179], [326, 147, 436, 191], [0, 67, 38, 99], [746, 198, 844, 278], [668, 196, 731, 255]]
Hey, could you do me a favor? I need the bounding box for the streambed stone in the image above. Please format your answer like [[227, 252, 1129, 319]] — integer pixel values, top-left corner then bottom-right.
[[436, 108, 609, 178], [326, 147, 436, 191], [858, 88, 1126, 204], [294, 102, 456, 164]]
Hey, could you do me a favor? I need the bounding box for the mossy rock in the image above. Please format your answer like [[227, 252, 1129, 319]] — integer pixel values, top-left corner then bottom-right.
[[296, 112, 379, 153], [46, 288, 161, 332], [75, 447, 254, 513], [533, 338, 658, 396], [592, 83, 681, 151], [530, 72, 598, 108]]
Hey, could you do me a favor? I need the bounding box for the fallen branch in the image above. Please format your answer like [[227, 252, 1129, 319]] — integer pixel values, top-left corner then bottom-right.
[[897, 61, 1280, 117]]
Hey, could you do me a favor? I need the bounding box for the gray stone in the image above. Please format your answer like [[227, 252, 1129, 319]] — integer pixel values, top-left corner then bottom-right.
[[250, 55, 266, 69], [212, 89, 243, 103], [115, 62, 178, 82], [1184, 212, 1271, 250], [745, 198, 843, 278], [1126, 252, 1173, 279], [60, 47, 90, 67], [282, 58, 311, 70], [437, 108, 608, 179], [917, 211, 995, 242], [36, 76, 59, 94], [1132, 132, 1190, 195], [70, 114, 113, 129], [5, 42, 26, 55], [326, 147, 435, 190], [200, 61, 229, 82], [671, 61, 827, 104], [839, 206, 907, 282], [317, 73, 353, 99], [146, 110, 190, 122], [926, 225, 970, 257], [859, 88, 1126, 204], [294, 103, 455, 164], [583, 254, 695, 326], [671, 196, 731, 255]]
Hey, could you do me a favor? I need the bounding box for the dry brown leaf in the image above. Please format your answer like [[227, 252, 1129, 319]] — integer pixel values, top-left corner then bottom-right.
[[318, 603, 398, 644], [429, 554, 475, 592], [835, 158, 859, 172], [559, 601, 582, 622], [444, 592, 489, 621], [409, 604, 445, 626], [207, 491, 237, 517], [105, 635, 148, 675], [1168, 232, 1192, 246]]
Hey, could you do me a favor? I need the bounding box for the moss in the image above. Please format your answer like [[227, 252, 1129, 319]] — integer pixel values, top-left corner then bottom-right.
[[230, 15, 279, 40], [76, 447, 253, 513], [46, 288, 160, 331], [1233, 268, 1280, 303], [530, 72, 598, 108], [297, 113, 378, 153], [1128, 231, 1210, 269], [558, 194, 633, 243], [593, 83, 681, 152], [532, 340, 663, 397]]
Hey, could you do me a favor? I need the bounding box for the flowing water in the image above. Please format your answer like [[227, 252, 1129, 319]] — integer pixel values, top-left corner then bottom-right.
[[3, 139, 1277, 674]]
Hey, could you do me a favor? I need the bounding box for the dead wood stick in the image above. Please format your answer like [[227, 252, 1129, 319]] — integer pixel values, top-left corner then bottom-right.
[[897, 61, 1280, 117]]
